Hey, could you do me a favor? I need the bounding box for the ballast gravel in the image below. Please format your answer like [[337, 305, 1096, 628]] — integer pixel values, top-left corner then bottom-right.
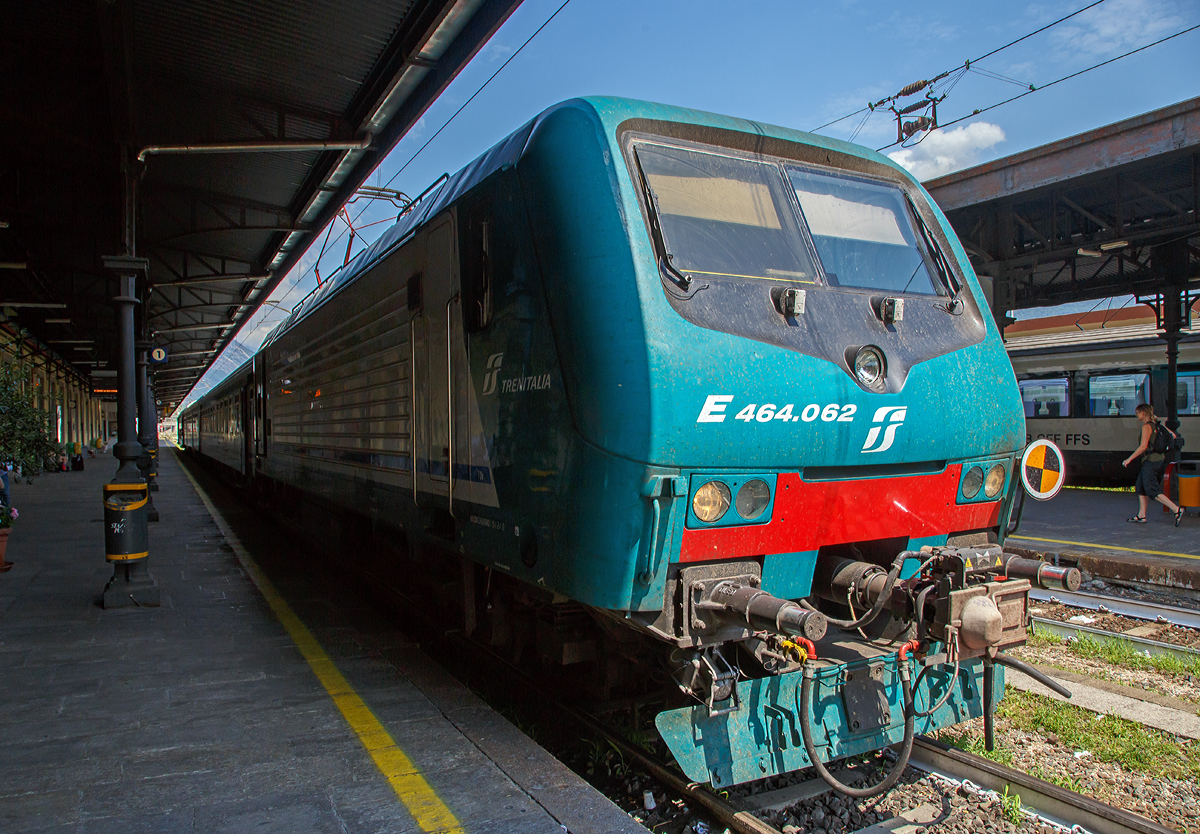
[[735, 712, 1197, 834]]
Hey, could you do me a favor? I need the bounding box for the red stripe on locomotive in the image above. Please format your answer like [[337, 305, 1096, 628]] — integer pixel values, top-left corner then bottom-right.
[[679, 466, 999, 562]]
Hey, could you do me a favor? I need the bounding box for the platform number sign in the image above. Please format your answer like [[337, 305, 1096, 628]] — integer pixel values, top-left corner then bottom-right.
[[148, 347, 168, 364], [1020, 439, 1065, 500]]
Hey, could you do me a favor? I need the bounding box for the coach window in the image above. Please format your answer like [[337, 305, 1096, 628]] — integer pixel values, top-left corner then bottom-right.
[[1088, 373, 1149, 416], [460, 202, 492, 332], [1019, 378, 1068, 418], [1181, 371, 1200, 415]]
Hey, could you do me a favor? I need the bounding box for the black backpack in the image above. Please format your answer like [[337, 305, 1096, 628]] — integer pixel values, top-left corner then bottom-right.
[[1151, 421, 1185, 453]]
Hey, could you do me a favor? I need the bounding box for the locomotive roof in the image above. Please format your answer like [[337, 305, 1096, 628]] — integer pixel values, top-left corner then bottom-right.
[[260, 96, 897, 347], [262, 114, 539, 347]]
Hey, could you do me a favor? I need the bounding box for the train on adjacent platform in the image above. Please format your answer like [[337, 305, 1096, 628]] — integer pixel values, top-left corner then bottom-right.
[[1008, 324, 1200, 484], [179, 97, 1069, 795]]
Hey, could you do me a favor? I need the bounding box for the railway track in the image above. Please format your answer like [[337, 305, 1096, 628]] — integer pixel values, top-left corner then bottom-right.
[[439, 629, 1174, 834], [1029, 588, 1200, 630], [1030, 616, 1200, 664], [1028, 585, 1200, 664]]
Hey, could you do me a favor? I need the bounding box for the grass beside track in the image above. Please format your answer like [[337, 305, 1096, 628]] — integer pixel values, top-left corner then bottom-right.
[[998, 689, 1200, 780], [1026, 629, 1200, 678]]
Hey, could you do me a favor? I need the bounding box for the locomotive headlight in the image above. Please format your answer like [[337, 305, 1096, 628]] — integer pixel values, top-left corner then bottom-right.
[[984, 463, 1006, 498], [735, 479, 771, 520], [693, 481, 731, 523], [962, 465, 984, 499], [854, 346, 885, 388]]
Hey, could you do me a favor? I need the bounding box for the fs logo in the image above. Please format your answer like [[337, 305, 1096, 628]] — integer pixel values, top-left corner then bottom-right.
[[861, 406, 907, 454], [482, 353, 504, 395]]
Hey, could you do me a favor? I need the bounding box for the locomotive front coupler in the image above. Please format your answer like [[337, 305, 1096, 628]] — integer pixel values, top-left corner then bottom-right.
[[811, 545, 1079, 661]]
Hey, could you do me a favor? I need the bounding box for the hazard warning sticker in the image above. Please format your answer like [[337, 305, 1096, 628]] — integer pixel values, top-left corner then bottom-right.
[[1020, 439, 1066, 500]]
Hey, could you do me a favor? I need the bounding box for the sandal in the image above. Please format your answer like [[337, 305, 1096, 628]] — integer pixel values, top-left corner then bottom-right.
[[1127, 516, 1146, 523], [1177, 508, 1185, 527]]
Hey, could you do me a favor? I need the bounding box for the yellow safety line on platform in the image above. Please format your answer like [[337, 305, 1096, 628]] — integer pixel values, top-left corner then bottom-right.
[[1009, 535, 1200, 561], [179, 463, 463, 833]]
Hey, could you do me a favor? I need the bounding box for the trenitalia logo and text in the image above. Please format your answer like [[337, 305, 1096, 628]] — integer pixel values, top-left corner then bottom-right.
[[482, 353, 552, 396], [695, 395, 906, 454]]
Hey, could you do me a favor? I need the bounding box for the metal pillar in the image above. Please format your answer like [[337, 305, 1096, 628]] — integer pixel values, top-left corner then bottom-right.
[[100, 255, 159, 608], [136, 340, 159, 520], [1154, 240, 1189, 435]]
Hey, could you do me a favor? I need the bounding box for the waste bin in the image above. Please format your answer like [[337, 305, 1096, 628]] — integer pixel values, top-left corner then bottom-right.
[[1178, 461, 1200, 508], [103, 483, 148, 562]]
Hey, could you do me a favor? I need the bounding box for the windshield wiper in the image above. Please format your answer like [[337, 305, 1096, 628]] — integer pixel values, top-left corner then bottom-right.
[[633, 151, 701, 296], [905, 195, 963, 313]]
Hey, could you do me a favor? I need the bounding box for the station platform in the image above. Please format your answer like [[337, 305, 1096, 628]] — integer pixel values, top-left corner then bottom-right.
[[0, 448, 645, 834], [1012, 486, 1200, 591]]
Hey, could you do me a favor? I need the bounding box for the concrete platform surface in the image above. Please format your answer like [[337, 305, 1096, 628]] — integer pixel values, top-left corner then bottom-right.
[[1012, 486, 1200, 590], [0, 448, 646, 834]]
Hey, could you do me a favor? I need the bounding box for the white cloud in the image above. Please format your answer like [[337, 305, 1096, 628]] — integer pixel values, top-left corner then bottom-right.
[[1050, 0, 1183, 56], [887, 122, 1007, 181], [482, 41, 515, 63]]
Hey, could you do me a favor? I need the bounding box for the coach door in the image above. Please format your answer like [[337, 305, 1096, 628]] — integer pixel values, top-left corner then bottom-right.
[[254, 358, 267, 467], [241, 378, 252, 476], [416, 214, 469, 513]]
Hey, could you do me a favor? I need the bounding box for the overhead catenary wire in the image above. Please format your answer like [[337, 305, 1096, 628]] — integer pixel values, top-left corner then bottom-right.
[[810, 0, 1110, 136], [257, 0, 574, 326], [178, 0, 574, 412], [876, 21, 1200, 151]]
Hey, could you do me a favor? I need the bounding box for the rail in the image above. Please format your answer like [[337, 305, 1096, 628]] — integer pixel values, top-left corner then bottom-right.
[[909, 736, 1177, 834], [1030, 616, 1200, 663], [1029, 587, 1200, 630]]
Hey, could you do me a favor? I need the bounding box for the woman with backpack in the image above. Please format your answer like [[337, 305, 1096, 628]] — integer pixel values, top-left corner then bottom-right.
[[1122, 403, 1184, 526]]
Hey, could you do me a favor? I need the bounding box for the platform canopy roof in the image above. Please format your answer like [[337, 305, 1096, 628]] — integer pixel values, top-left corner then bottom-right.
[[925, 97, 1200, 326], [1, 0, 521, 413]]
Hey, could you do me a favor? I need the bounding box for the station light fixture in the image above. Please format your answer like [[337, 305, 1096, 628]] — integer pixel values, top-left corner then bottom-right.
[[1099, 240, 1129, 251]]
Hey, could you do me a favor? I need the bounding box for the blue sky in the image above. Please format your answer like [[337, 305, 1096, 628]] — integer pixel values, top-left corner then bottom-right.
[[179, 0, 1199, 406]]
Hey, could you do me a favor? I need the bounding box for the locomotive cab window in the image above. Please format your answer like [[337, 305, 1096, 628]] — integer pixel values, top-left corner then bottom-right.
[[1019, 378, 1069, 418], [787, 168, 946, 296], [1088, 373, 1149, 416], [634, 143, 818, 285]]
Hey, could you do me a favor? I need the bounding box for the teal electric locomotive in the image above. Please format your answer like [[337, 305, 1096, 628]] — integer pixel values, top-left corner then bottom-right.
[[180, 98, 1075, 796]]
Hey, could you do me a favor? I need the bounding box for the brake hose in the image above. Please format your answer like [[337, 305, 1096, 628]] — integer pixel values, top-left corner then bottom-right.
[[798, 642, 917, 798], [910, 643, 960, 718]]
